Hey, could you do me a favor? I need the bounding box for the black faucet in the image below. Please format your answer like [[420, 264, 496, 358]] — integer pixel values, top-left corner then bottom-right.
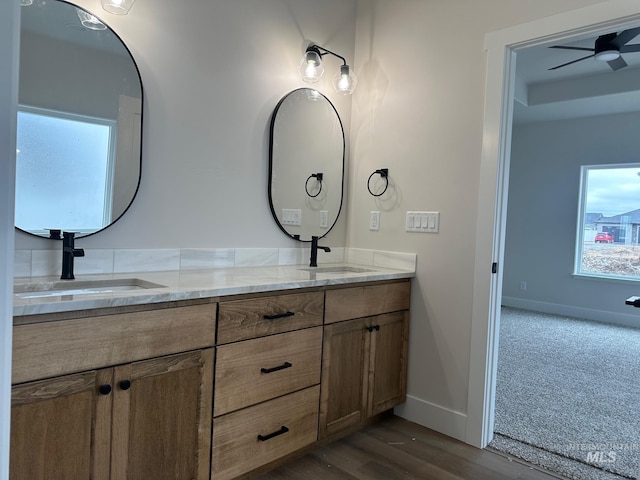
[[61, 231, 85, 280], [309, 236, 331, 267]]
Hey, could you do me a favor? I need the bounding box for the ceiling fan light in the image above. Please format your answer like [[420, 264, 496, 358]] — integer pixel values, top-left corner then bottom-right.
[[594, 50, 620, 62]]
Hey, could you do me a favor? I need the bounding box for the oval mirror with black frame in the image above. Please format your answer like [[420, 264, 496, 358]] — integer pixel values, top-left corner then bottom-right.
[[16, 0, 143, 239], [268, 88, 344, 242]]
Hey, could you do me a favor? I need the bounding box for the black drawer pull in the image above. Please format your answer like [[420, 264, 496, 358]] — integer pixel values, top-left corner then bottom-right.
[[263, 311, 295, 320], [366, 326, 373, 332], [261, 362, 292, 374], [119, 380, 131, 390], [374, 324, 380, 331], [258, 426, 289, 442]]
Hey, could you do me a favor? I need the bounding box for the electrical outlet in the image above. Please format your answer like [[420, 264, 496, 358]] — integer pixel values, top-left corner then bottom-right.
[[369, 211, 380, 231], [520, 281, 527, 291]]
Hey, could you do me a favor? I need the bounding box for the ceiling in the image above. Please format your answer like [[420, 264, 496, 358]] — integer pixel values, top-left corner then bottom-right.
[[513, 28, 640, 124]]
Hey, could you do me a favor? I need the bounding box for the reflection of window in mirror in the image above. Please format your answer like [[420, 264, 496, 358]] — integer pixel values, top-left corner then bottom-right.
[[15, 106, 116, 235]]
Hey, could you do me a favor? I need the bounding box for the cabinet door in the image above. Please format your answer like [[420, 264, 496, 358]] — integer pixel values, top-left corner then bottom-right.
[[319, 318, 370, 438], [10, 369, 112, 480], [110, 349, 214, 480], [368, 311, 409, 416]]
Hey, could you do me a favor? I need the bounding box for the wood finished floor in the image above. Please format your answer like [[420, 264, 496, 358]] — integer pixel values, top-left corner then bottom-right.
[[256, 416, 567, 480]]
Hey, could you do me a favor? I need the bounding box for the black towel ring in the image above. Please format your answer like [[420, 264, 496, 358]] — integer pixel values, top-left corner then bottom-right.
[[305, 172, 323, 198], [367, 168, 389, 197]]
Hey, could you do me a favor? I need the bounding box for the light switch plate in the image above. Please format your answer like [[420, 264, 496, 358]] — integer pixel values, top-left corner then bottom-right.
[[281, 209, 302, 226], [320, 210, 328, 228], [406, 211, 439, 233], [369, 211, 380, 231]]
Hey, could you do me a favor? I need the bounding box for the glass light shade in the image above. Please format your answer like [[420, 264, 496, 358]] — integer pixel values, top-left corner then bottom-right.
[[101, 0, 136, 15], [594, 50, 620, 62], [76, 9, 107, 30], [333, 65, 357, 95], [299, 50, 324, 83]]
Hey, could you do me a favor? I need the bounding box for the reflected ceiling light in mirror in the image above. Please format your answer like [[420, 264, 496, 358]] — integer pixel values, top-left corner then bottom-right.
[[76, 9, 107, 30], [101, 0, 136, 15], [299, 44, 357, 95], [20, 0, 33, 6]]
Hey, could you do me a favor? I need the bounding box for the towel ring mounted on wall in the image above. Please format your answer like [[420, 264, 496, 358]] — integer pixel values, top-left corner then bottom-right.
[[367, 168, 389, 197], [305, 172, 323, 198]]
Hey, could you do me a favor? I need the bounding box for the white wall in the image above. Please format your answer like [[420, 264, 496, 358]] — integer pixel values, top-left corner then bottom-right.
[[350, 0, 607, 441], [503, 111, 640, 327], [1, 0, 19, 477], [15, 0, 357, 251], [8, 0, 623, 459]]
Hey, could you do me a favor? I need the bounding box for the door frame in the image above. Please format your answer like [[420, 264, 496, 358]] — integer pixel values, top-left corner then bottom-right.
[[467, 0, 640, 448]]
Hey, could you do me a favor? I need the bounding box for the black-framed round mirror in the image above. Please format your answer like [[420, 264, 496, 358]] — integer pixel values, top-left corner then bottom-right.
[[268, 88, 345, 242], [16, 0, 143, 239]]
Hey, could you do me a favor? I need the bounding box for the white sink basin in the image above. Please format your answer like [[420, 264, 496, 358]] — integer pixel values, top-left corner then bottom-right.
[[299, 266, 375, 274], [14, 278, 166, 299]]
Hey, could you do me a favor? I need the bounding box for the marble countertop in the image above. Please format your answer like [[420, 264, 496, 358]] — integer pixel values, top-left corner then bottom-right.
[[13, 263, 415, 317]]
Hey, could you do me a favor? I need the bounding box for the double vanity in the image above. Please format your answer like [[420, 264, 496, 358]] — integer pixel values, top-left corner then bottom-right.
[[12, 261, 413, 480]]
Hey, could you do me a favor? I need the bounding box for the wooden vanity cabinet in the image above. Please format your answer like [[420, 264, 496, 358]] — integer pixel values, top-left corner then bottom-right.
[[320, 281, 410, 439], [11, 302, 216, 480], [212, 291, 324, 480]]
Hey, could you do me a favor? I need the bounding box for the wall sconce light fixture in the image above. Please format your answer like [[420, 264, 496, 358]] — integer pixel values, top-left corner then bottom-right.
[[76, 8, 107, 30], [299, 44, 357, 95], [102, 0, 136, 15]]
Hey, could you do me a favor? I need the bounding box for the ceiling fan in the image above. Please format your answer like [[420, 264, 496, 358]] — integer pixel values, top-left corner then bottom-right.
[[548, 27, 640, 71]]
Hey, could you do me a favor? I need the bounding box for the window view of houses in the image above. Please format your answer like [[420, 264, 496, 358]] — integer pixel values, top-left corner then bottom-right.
[[577, 165, 640, 280]]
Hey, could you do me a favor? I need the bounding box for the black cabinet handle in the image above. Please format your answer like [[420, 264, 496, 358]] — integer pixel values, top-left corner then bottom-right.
[[374, 325, 380, 331], [263, 311, 295, 320], [99, 384, 112, 395], [366, 326, 373, 332], [261, 362, 292, 374], [257, 426, 289, 442], [119, 380, 131, 390]]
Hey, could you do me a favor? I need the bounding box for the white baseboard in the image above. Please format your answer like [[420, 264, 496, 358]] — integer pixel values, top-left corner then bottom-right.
[[394, 395, 468, 443], [502, 297, 640, 329]]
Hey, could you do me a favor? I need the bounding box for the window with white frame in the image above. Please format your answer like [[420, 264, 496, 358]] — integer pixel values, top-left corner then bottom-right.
[[575, 164, 640, 281], [15, 106, 116, 235]]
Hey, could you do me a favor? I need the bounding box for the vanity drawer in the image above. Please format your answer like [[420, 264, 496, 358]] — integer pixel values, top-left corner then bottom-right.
[[217, 291, 324, 344], [211, 385, 320, 480], [325, 280, 411, 324], [12, 303, 217, 384], [214, 327, 322, 416]]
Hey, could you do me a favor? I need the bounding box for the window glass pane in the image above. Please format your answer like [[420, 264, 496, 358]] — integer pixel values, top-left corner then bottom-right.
[[15, 108, 112, 234], [577, 165, 640, 280]]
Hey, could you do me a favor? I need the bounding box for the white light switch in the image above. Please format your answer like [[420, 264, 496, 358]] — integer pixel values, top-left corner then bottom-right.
[[369, 211, 380, 231], [282, 209, 302, 226], [406, 211, 439, 233], [320, 210, 328, 228]]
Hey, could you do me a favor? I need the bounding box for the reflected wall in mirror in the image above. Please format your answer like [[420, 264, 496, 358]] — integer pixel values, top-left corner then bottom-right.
[[16, 0, 143, 238], [269, 88, 345, 242]]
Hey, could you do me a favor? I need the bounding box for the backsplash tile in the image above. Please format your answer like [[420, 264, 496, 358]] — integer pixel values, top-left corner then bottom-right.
[[31, 250, 60, 277], [180, 248, 235, 270], [234, 248, 279, 267], [75, 249, 114, 275], [14, 246, 415, 278], [373, 250, 417, 270], [114, 249, 180, 273], [14, 250, 32, 278]]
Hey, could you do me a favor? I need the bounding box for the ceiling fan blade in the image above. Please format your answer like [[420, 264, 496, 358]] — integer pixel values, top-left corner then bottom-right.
[[549, 45, 595, 52], [610, 27, 640, 49], [620, 44, 640, 53], [607, 56, 628, 71], [548, 53, 594, 71]]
